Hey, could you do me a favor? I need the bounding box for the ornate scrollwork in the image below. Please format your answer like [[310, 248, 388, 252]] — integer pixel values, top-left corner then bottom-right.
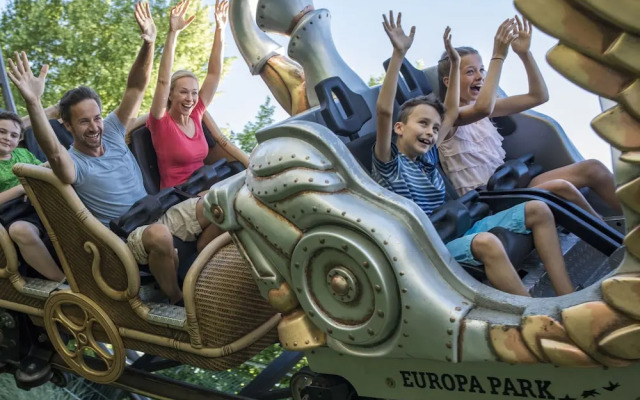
[[44, 291, 125, 383]]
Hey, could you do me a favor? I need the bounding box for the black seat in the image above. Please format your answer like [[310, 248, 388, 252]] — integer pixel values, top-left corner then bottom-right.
[[128, 122, 219, 195], [23, 119, 74, 162], [429, 190, 534, 279]]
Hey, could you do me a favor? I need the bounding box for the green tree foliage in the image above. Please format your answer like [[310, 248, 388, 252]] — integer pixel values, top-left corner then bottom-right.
[[0, 0, 235, 116], [368, 73, 385, 87], [230, 96, 275, 153]]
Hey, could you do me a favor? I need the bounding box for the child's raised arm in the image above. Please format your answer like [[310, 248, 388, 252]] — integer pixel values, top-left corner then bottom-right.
[[375, 11, 415, 163], [492, 15, 549, 117], [149, 0, 195, 119], [456, 18, 515, 125], [438, 26, 460, 145]]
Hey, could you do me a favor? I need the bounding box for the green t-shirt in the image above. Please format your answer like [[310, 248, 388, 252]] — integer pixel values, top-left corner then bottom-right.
[[0, 147, 41, 192]]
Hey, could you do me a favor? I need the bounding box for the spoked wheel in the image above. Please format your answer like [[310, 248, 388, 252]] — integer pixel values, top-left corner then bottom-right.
[[43, 291, 125, 383]]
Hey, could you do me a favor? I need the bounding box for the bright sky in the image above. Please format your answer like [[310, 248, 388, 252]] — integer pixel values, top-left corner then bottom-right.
[[0, 0, 613, 168]]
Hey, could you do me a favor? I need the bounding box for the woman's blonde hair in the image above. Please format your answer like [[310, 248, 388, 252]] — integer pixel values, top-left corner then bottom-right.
[[168, 70, 199, 107]]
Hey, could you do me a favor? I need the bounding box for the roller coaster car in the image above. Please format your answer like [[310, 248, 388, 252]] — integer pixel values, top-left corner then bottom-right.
[[200, 2, 640, 400], [2, 0, 640, 399], [0, 111, 281, 391]]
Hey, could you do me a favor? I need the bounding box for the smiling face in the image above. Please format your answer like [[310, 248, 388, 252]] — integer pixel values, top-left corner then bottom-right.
[[64, 99, 104, 156], [458, 53, 486, 105], [0, 119, 21, 160], [394, 104, 442, 160], [168, 76, 199, 117]]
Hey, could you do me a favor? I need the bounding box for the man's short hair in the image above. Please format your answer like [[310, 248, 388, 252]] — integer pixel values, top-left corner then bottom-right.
[[0, 111, 24, 139], [59, 86, 102, 124], [397, 94, 445, 124]]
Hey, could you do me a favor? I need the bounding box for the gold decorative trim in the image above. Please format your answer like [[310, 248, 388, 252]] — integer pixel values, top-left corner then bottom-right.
[[86, 241, 127, 301], [118, 313, 280, 357], [202, 112, 249, 167], [44, 291, 125, 383], [485, 1, 640, 368], [0, 223, 18, 279], [0, 298, 44, 316]]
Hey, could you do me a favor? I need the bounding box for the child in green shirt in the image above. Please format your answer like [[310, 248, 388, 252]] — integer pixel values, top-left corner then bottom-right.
[[0, 111, 64, 281]]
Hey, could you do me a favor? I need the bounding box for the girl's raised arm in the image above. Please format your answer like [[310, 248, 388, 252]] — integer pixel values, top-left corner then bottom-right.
[[456, 18, 515, 125], [492, 15, 549, 117], [438, 26, 460, 145], [198, 0, 228, 108], [149, 0, 195, 119]]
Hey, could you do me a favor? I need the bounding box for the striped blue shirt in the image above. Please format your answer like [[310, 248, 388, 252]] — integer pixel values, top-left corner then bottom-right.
[[372, 142, 445, 215]]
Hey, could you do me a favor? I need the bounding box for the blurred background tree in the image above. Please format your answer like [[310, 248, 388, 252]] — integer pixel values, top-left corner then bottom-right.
[[0, 0, 235, 115]]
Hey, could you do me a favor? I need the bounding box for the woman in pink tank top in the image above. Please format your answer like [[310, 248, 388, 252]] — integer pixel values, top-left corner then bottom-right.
[[436, 16, 620, 217], [147, 0, 228, 190]]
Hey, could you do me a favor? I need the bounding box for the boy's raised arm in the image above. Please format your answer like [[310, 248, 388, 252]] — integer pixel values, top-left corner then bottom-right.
[[438, 26, 460, 145], [375, 11, 415, 163], [114, 2, 157, 130], [7, 52, 76, 184]]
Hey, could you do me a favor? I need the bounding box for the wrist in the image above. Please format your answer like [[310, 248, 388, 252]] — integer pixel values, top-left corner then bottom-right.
[[392, 48, 408, 57], [517, 50, 533, 59], [490, 56, 505, 62]]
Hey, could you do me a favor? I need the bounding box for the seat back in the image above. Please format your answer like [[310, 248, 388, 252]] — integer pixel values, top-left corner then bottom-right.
[[12, 164, 148, 329], [129, 125, 161, 194], [23, 119, 74, 162], [128, 112, 249, 195]]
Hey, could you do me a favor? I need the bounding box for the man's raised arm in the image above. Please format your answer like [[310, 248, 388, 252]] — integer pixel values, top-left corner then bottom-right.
[[7, 52, 76, 184], [114, 2, 157, 130]]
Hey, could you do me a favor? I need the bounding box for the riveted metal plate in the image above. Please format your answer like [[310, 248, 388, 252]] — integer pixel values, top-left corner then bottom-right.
[[246, 168, 345, 202], [250, 137, 332, 177], [290, 225, 399, 345], [147, 303, 186, 328]]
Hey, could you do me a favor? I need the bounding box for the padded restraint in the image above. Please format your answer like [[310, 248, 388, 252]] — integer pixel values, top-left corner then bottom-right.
[[487, 153, 544, 191], [315, 76, 372, 139], [382, 57, 433, 105]]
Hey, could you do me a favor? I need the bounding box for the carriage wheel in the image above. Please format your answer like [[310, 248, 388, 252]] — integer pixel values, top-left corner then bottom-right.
[[44, 291, 125, 383]]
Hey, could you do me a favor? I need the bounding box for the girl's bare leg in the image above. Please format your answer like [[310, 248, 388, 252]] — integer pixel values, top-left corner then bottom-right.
[[532, 179, 600, 218], [528, 159, 621, 213], [471, 232, 530, 296], [8, 221, 64, 281], [524, 201, 574, 295]]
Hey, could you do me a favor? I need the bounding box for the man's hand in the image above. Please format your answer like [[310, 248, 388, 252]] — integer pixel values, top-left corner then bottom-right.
[[214, 0, 229, 28], [382, 11, 415, 56], [135, 2, 156, 43], [170, 0, 196, 33], [511, 15, 532, 56], [7, 51, 48, 105]]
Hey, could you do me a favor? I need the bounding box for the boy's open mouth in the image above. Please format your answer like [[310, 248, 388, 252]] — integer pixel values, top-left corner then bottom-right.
[[417, 137, 432, 145]]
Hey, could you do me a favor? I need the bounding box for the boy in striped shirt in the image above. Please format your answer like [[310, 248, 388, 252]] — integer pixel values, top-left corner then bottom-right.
[[372, 11, 573, 296]]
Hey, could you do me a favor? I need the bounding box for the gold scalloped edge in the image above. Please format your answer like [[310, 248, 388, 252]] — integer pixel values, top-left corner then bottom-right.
[[487, 0, 640, 367]]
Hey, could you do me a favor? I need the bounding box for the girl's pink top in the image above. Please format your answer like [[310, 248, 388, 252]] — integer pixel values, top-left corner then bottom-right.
[[438, 117, 506, 196], [147, 98, 208, 189]]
